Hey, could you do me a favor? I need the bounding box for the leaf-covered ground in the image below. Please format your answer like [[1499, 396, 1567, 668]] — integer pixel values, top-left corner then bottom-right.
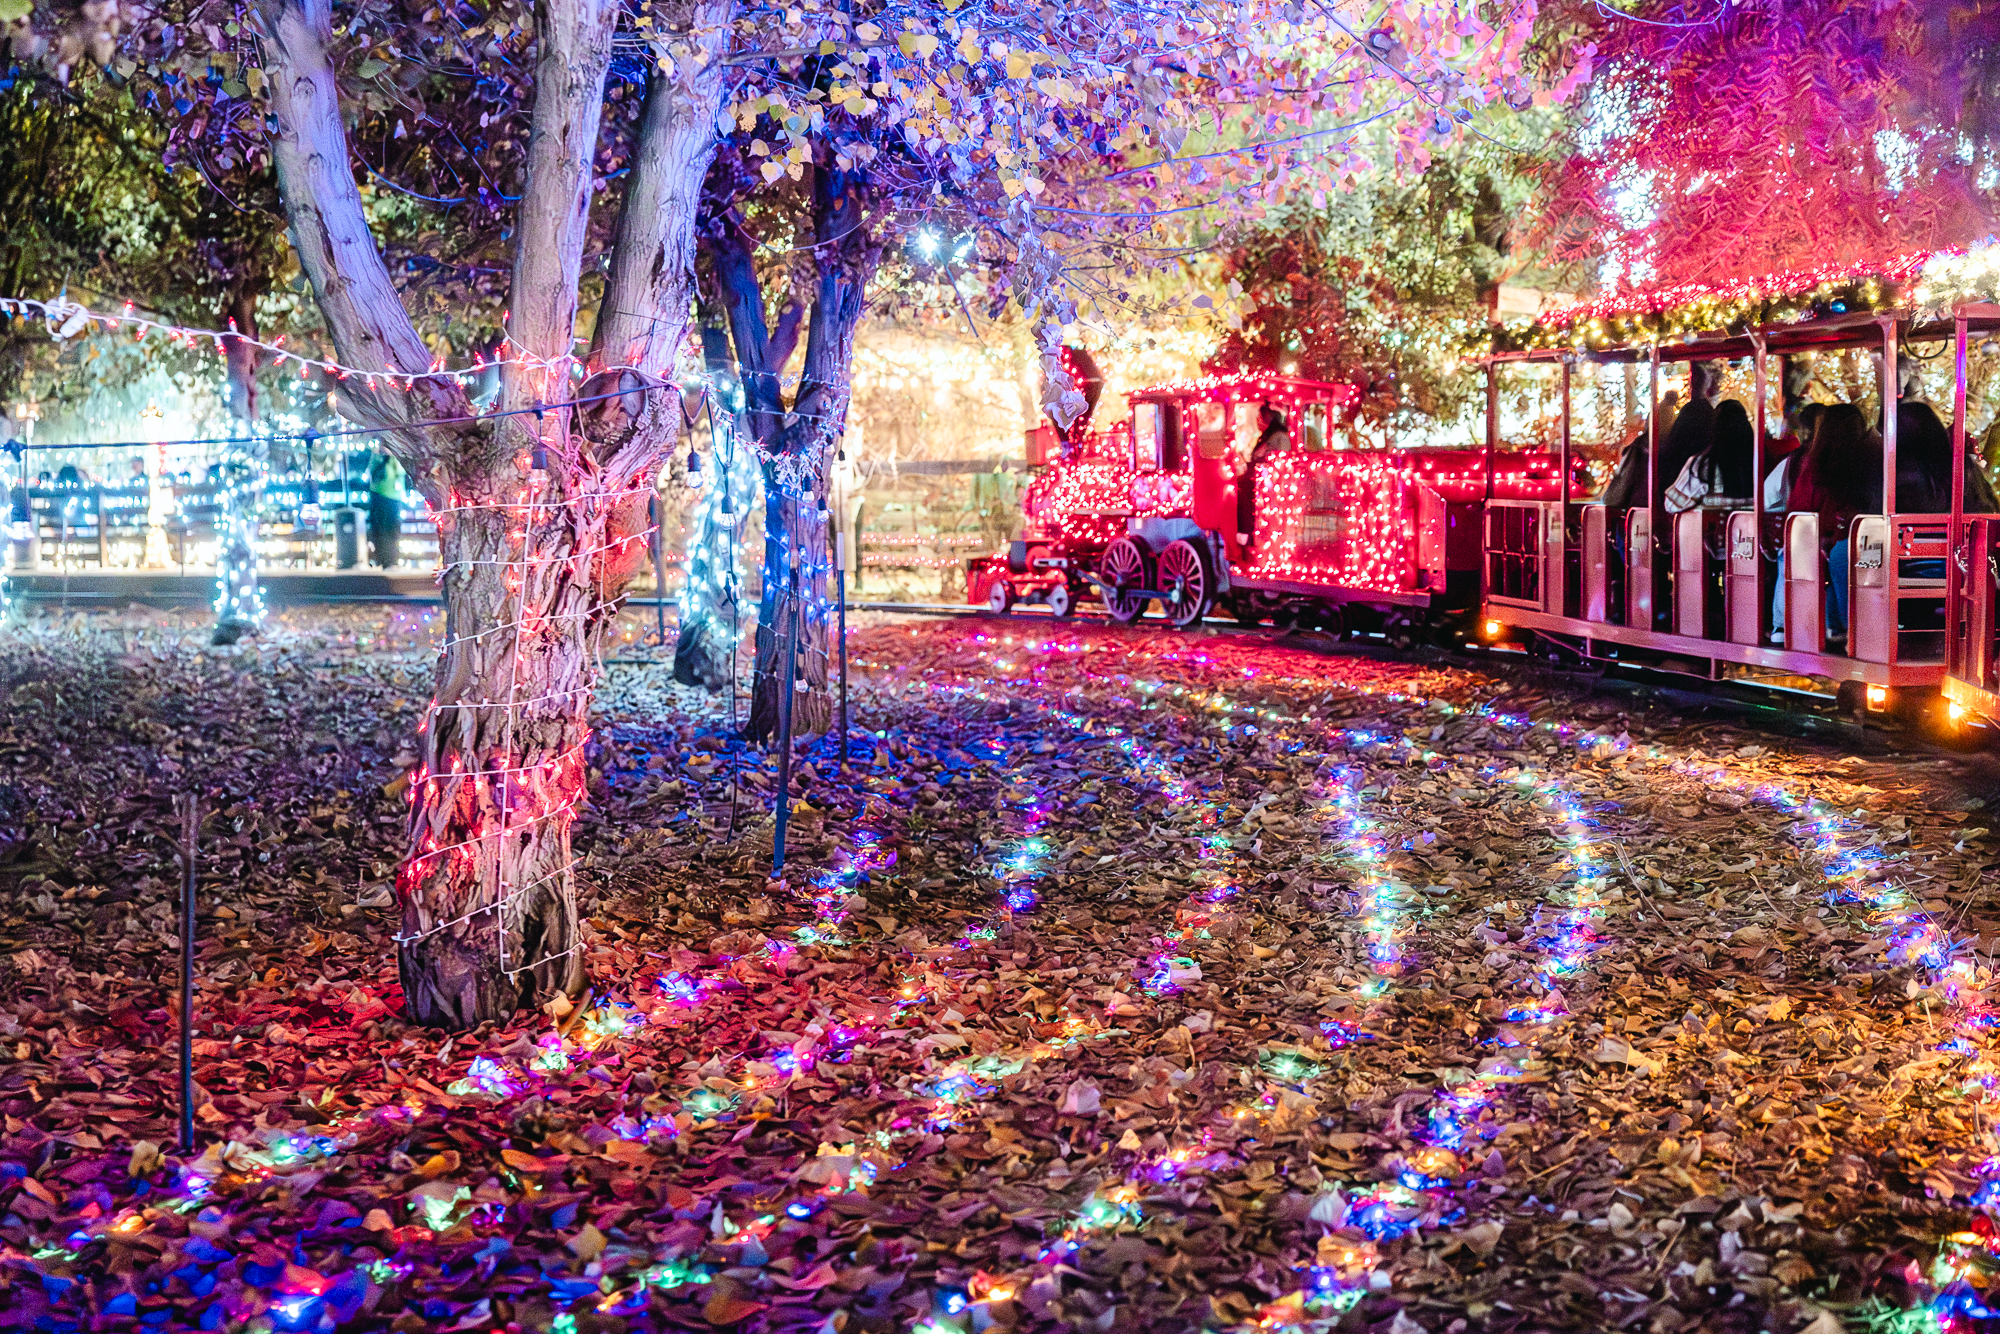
[[1, 605, 1998, 1334]]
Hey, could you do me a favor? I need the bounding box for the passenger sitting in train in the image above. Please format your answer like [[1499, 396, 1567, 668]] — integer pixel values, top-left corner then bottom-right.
[[1762, 401, 1822, 513], [1653, 360, 1724, 511], [1664, 399, 1754, 513], [1596, 361, 1721, 517], [1236, 404, 1291, 548], [1772, 401, 1988, 644], [1895, 400, 2000, 515], [1599, 392, 1676, 513], [1775, 403, 1871, 643]]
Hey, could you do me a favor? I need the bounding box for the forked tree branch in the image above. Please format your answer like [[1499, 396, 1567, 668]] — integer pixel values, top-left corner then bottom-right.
[[592, 0, 734, 384], [500, 0, 620, 452], [250, 0, 469, 467]]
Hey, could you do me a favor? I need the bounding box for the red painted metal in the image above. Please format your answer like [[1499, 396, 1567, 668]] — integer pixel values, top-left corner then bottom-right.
[[1783, 513, 1825, 654], [1725, 511, 1761, 645], [1581, 505, 1608, 623]]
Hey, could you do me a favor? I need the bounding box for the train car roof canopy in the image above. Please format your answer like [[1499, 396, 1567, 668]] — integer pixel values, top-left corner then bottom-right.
[[1484, 245, 2000, 363]]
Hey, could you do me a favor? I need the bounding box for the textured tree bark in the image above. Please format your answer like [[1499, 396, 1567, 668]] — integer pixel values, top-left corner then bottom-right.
[[746, 161, 877, 743], [398, 479, 648, 1023], [220, 284, 263, 424], [254, 0, 728, 1026]]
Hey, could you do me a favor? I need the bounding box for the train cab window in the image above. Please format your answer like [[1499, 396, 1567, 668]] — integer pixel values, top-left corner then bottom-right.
[[1134, 403, 1164, 471], [1132, 402, 1183, 472], [1300, 403, 1328, 452], [1195, 402, 1230, 459], [1232, 404, 1263, 462]]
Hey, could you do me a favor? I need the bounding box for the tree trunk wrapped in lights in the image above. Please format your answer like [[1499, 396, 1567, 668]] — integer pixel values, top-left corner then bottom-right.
[[704, 157, 878, 745], [673, 323, 762, 692], [209, 437, 267, 643], [210, 284, 268, 646], [252, 0, 729, 1026]]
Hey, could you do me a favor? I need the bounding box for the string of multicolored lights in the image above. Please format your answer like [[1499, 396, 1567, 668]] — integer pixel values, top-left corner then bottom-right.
[[392, 459, 666, 996], [934, 631, 1726, 1322], [1487, 242, 2000, 356], [931, 631, 1558, 1307]]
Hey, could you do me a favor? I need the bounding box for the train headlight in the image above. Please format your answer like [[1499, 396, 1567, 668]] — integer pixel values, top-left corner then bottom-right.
[[1949, 701, 1967, 724], [1483, 619, 1502, 639], [1865, 684, 1887, 707]]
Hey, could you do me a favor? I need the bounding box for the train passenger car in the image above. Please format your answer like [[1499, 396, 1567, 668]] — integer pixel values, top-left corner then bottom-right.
[[971, 370, 1584, 638], [1475, 251, 2000, 727]]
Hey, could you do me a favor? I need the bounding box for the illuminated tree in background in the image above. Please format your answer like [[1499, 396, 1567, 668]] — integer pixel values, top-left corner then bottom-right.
[[1206, 160, 1539, 440], [670, 323, 759, 693], [1536, 0, 2000, 287], [695, 136, 881, 744]]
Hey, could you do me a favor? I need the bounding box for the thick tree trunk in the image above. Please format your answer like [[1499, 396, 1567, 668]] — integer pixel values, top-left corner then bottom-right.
[[397, 472, 646, 1023], [254, 0, 728, 1026], [746, 161, 876, 742]]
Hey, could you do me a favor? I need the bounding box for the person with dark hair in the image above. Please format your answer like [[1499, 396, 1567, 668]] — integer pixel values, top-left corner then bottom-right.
[[1780, 403, 1879, 641], [1237, 403, 1290, 549], [1651, 360, 1723, 512], [1665, 399, 1754, 512], [1764, 400, 1822, 512], [1894, 400, 2000, 514]]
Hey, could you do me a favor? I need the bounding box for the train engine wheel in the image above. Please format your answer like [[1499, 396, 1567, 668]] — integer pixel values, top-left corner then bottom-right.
[[1047, 582, 1074, 618], [986, 579, 1014, 614], [1099, 536, 1153, 625], [1157, 538, 1212, 628]]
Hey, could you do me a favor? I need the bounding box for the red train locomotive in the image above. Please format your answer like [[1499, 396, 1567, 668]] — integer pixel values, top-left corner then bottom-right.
[[969, 370, 1584, 640]]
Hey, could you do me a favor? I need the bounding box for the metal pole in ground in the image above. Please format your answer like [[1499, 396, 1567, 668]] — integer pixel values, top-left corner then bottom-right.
[[650, 492, 667, 647], [772, 538, 800, 874], [836, 527, 849, 767], [178, 796, 197, 1154]]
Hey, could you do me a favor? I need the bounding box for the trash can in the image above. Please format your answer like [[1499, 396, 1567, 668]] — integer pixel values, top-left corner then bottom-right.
[[334, 506, 364, 569]]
